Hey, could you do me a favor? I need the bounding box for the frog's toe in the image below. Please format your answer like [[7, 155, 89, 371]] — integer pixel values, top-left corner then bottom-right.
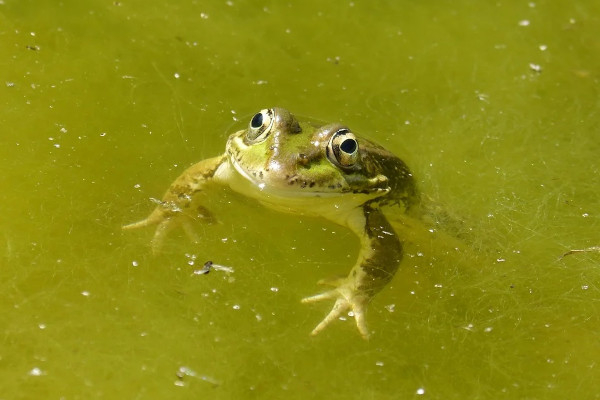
[[146, 216, 197, 252], [181, 219, 200, 244], [307, 297, 349, 336], [124, 211, 201, 254], [122, 217, 157, 231], [301, 288, 339, 303], [302, 288, 370, 339], [149, 218, 173, 254]]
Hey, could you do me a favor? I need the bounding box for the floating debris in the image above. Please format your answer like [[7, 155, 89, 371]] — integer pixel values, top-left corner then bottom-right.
[[529, 63, 542, 73], [175, 366, 219, 387], [561, 246, 600, 258], [193, 260, 234, 275], [28, 367, 45, 376]]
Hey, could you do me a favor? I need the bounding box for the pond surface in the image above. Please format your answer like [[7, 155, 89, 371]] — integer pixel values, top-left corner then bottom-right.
[[2, 0, 599, 398]]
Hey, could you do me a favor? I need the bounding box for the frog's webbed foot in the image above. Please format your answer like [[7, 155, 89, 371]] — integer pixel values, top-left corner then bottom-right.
[[123, 202, 212, 254], [301, 281, 370, 339]]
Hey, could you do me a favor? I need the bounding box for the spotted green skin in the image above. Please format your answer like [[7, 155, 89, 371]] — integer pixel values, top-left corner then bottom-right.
[[124, 108, 418, 338]]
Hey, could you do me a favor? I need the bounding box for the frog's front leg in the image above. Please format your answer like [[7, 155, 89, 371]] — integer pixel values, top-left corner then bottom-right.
[[302, 206, 402, 339], [122, 155, 227, 253]]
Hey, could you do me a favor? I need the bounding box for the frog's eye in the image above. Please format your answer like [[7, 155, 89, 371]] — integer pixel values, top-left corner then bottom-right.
[[327, 129, 359, 168], [246, 108, 274, 143]]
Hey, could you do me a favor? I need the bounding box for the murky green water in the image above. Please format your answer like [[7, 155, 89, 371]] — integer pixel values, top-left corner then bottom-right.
[[2, 0, 599, 398]]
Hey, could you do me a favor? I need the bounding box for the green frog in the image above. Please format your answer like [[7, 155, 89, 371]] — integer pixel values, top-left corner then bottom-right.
[[123, 107, 418, 339]]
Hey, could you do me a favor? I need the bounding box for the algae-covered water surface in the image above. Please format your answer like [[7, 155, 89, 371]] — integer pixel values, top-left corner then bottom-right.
[[2, 0, 599, 398]]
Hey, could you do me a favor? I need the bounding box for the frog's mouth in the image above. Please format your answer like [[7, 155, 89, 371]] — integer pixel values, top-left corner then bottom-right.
[[229, 153, 330, 197], [229, 155, 389, 207]]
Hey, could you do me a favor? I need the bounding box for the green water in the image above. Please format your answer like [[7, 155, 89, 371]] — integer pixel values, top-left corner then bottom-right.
[[2, 0, 599, 398]]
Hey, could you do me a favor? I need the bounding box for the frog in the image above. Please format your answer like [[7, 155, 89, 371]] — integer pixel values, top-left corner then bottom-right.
[[123, 107, 419, 339]]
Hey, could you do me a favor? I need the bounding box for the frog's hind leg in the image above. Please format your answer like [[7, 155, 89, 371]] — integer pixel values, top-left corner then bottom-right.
[[302, 207, 401, 339]]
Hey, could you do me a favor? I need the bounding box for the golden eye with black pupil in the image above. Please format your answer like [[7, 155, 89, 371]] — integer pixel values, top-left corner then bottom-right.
[[246, 108, 274, 143], [327, 129, 359, 168]]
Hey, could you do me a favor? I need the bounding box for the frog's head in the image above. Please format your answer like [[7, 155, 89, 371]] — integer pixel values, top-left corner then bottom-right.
[[225, 107, 405, 199]]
